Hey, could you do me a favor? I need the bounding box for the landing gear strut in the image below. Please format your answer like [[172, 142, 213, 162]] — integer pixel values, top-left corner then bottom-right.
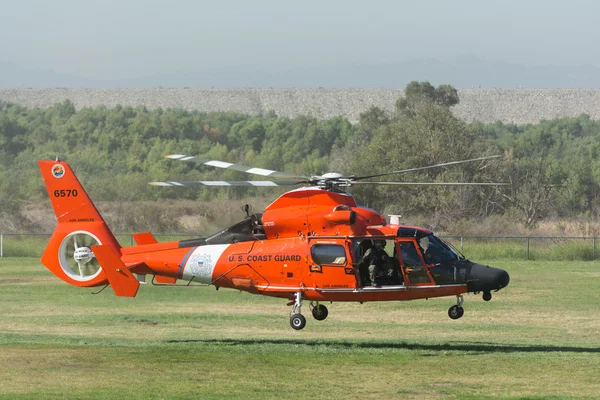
[[310, 302, 329, 321], [290, 292, 306, 330], [448, 294, 465, 320]]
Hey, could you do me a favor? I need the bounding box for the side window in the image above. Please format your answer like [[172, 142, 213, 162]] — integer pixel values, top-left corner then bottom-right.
[[311, 244, 346, 265], [399, 242, 431, 283], [399, 242, 423, 268]]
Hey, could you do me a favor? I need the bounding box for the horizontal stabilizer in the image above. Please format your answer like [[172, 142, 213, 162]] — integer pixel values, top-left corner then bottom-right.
[[132, 232, 158, 245], [91, 245, 140, 297]]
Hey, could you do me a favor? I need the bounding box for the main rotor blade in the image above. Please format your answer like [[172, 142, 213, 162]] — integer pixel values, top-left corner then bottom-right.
[[353, 181, 509, 186], [149, 180, 307, 187], [165, 154, 309, 180], [352, 155, 503, 181]]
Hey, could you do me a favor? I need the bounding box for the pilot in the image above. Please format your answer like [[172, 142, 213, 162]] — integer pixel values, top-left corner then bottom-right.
[[401, 243, 422, 267]]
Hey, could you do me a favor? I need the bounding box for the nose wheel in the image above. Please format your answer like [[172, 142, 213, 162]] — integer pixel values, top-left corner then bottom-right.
[[290, 313, 307, 330], [448, 295, 465, 320]]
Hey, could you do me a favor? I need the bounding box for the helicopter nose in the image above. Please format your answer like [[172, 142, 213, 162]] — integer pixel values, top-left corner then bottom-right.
[[466, 263, 510, 293]]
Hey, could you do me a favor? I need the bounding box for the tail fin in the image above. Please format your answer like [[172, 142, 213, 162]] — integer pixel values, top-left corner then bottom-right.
[[38, 160, 121, 287]]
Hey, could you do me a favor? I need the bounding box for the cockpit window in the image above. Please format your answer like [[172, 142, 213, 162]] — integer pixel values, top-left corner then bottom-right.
[[418, 234, 459, 264], [399, 242, 423, 268], [398, 241, 430, 283]]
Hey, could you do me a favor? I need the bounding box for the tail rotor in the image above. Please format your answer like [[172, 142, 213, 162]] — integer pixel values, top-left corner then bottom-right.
[[59, 231, 103, 282]]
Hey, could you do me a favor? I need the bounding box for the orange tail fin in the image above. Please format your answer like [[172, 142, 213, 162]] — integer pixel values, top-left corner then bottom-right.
[[38, 160, 121, 287]]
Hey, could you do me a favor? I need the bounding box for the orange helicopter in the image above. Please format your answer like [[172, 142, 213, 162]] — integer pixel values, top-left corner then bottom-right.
[[38, 155, 509, 330]]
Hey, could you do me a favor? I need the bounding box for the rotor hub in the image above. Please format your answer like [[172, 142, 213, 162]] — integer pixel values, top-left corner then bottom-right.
[[74, 246, 94, 264], [319, 172, 345, 180]]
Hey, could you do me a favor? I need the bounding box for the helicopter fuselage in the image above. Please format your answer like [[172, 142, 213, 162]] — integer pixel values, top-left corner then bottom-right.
[[38, 160, 509, 330]]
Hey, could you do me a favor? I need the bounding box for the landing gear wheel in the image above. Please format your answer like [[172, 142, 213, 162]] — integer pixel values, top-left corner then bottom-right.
[[448, 305, 464, 320], [312, 304, 329, 321], [290, 314, 307, 330], [482, 292, 492, 302]]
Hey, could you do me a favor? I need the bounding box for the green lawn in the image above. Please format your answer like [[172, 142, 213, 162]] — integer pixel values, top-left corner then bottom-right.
[[1, 257, 599, 399]]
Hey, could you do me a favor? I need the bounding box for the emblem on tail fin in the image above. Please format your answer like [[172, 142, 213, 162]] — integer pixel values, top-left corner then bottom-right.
[[52, 164, 65, 178]]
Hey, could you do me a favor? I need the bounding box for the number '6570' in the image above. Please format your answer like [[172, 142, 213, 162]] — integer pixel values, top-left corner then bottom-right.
[[53, 189, 78, 197]]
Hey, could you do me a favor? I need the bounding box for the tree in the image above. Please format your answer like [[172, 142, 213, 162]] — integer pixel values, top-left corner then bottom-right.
[[346, 99, 500, 226], [500, 127, 568, 228], [358, 106, 389, 140], [502, 153, 566, 228], [395, 81, 459, 118]]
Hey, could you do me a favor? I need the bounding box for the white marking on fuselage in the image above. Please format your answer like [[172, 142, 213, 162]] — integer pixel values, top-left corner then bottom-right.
[[182, 244, 230, 284]]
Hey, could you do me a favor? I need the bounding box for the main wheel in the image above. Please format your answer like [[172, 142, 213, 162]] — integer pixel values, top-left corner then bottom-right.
[[482, 292, 492, 302], [448, 305, 465, 320], [312, 304, 329, 321], [290, 314, 307, 330]]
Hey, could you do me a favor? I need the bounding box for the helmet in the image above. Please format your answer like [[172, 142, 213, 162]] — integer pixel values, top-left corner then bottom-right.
[[375, 240, 386, 249]]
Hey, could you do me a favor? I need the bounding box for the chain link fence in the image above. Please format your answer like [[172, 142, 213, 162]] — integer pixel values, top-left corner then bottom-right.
[[440, 235, 599, 261], [0, 233, 190, 258], [1, 233, 599, 261]]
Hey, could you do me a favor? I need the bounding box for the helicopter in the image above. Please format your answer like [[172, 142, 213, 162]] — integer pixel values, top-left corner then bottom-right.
[[37, 155, 509, 330]]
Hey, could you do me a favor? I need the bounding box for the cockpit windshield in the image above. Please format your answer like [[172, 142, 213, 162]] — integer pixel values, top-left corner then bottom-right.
[[418, 234, 460, 264]]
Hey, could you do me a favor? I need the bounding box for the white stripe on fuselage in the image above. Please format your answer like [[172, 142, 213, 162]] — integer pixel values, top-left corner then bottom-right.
[[182, 244, 230, 284]]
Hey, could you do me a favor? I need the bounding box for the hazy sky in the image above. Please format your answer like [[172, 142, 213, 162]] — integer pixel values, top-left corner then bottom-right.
[[2, 0, 599, 80]]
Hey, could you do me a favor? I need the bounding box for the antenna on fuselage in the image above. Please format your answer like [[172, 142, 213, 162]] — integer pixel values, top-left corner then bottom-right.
[[242, 204, 252, 217]]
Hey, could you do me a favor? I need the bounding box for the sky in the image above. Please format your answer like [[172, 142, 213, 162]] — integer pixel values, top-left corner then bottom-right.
[[1, 0, 599, 81]]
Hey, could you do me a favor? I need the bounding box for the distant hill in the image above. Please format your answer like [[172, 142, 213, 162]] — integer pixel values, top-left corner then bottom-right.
[[2, 55, 600, 89], [3, 87, 600, 125]]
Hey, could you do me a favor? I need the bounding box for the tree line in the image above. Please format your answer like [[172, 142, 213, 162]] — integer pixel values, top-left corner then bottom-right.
[[1, 81, 600, 232]]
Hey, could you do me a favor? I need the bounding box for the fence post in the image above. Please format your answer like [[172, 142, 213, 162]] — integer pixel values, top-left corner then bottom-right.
[[594, 237, 596, 261], [460, 236, 464, 253], [0, 234, 3, 257], [526, 237, 530, 260]]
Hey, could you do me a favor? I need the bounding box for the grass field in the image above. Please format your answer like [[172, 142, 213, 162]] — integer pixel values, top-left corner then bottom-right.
[[1, 257, 600, 399]]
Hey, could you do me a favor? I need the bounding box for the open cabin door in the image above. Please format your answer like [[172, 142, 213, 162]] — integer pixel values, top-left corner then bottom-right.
[[352, 238, 403, 288]]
